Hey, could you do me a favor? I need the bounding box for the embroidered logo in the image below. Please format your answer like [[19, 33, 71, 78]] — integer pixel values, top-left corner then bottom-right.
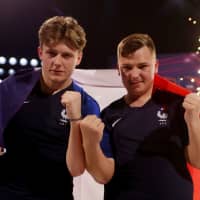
[[112, 118, 122, 128], [157, 107, 168, 126], [59, 109, 68, 125]]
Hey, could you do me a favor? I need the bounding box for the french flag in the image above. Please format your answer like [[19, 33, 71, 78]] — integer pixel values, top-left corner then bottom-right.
[[154, 74, 191, 96]]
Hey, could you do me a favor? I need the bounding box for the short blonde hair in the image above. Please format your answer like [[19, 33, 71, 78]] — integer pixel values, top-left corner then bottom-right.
[[38, 16, 86, 51]]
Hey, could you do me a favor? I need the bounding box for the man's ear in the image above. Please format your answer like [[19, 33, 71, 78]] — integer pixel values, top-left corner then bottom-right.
[[37, 46, 42, 59], [155, 59, 159, 73], [76, 51, 83, 66]]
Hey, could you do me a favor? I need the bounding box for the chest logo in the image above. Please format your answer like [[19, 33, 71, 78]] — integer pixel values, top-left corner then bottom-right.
[[59, 109, 68, 125], [112, 118, 122, 128], [157, 107, 168, 126]]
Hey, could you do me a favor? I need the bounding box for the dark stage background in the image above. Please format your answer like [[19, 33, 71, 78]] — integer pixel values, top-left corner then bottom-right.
[[0, 0, 200, 68]]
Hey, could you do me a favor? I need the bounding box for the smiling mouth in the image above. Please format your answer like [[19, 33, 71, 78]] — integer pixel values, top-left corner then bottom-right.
[[128, 81, 143, 88], [130, 81, 142, 85]]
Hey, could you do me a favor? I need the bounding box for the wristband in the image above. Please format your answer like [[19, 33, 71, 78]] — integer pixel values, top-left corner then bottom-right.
[[67, 116, 82, 121]]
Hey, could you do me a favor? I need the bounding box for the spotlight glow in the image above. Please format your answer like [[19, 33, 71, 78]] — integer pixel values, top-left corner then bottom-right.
[[0, 68, 5, 75], [179, 77, 184, 81], [8, 68, 15, 75], [9, 57, 17, 66], [193, 20, 197, 24], [30, 58, 39, 67], [0, 56, 6, 65], [19, 58, 28, 66], [196, 87, 200, 91], [190, 78, 195, 82]]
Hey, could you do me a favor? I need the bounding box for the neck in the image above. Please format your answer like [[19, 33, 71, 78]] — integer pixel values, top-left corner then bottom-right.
[[125, 90, 152, 107], [40, 77, 72, 95]]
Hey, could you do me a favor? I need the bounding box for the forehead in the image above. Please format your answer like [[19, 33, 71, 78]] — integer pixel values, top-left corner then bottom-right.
[[118, 46, 155, 64], [42, 43, 78, 54]]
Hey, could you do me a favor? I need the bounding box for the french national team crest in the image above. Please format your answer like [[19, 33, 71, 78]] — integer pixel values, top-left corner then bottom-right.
[[157, 107, 168, 126], [59, 109, 68, 125]]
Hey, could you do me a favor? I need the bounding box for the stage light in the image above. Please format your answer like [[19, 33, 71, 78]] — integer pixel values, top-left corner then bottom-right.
[[193, 20, 197, 24], [190, 78, 195, 82], [19, 58, 28, 66], [196, 87, 200, 91], [0, 56, 6, 65], [8, 57, 17, 66], [0, 68, 5, 76], [30, 58, 39, 67], [8, 68, 15, 75]]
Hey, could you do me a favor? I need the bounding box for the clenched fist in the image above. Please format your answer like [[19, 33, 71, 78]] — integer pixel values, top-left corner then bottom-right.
[[182, 93, 200, 127], [80, 115, 105, 147], [61, 91, 82, 120]]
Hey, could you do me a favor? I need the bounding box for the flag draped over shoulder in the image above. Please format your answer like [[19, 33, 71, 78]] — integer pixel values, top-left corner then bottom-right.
[[154, 74, 199, 200]]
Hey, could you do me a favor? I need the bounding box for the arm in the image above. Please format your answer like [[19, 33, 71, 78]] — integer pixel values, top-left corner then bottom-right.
[[80, 115, 114, 184], [61, 91, 85, 176], [183, 93, 200, 168]]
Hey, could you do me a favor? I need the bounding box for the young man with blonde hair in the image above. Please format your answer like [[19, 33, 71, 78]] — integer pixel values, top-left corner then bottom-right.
[[0, 16, 99, 200]]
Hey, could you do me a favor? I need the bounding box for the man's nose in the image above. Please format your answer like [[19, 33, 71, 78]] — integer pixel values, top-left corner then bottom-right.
[[127, 68, 139, 78], [53, 54, 62, 64]]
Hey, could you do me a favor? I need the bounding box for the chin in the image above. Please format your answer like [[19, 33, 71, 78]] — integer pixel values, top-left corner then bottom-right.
[[50, 76, 65, 83], [129, 86, 145, 94]]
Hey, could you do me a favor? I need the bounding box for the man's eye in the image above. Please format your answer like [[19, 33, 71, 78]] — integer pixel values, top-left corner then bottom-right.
[[63, 54, 71, 58], [47, 51, 56, 57], [138, 65, 148, 69], [122, 66, 132, 71]]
